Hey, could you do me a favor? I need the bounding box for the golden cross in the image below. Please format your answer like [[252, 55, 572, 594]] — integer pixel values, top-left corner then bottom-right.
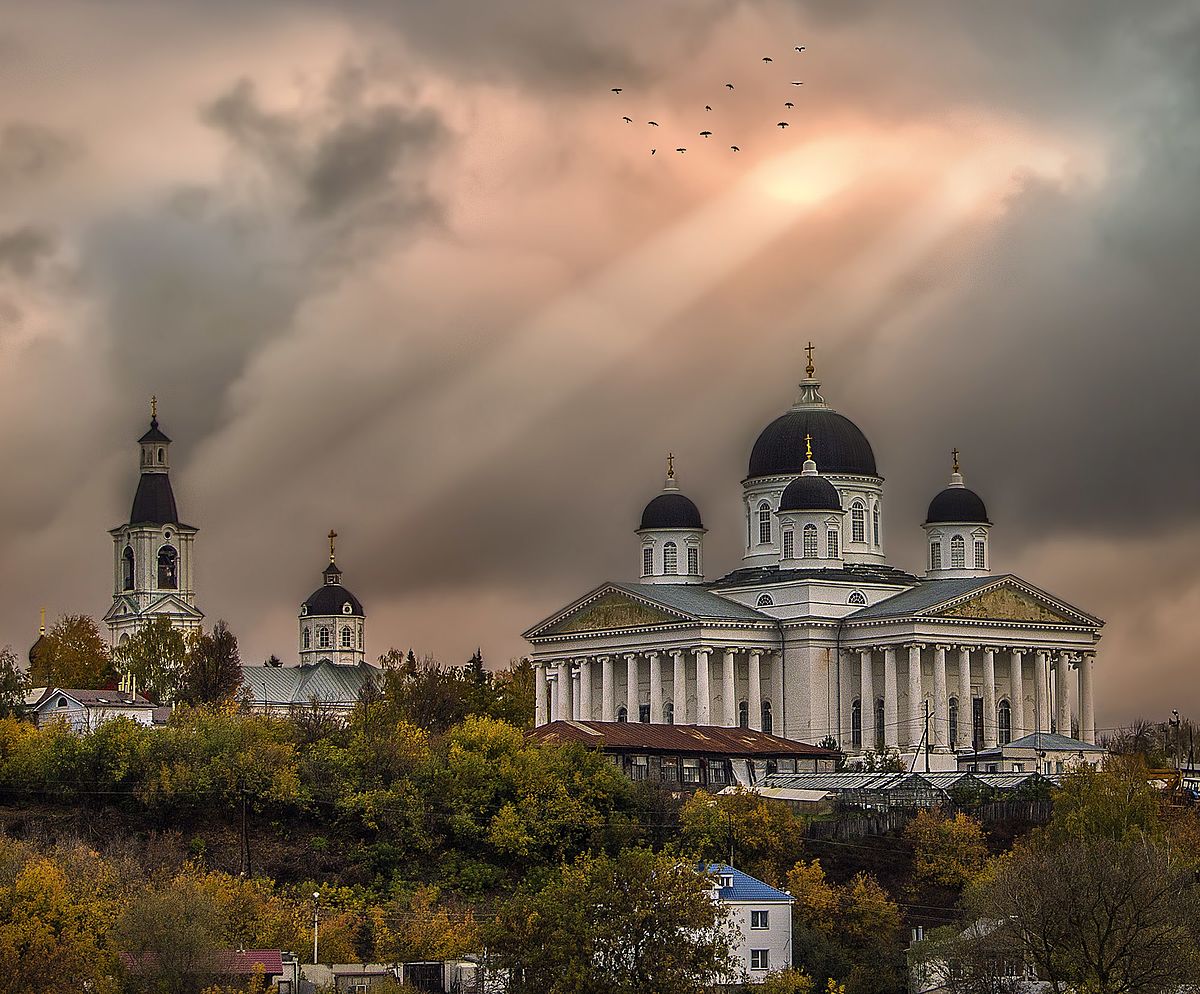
[[805, 433, 813, 460], [952, 447, 960, 474], [328, 529, 337, 562], [150, 395, 157, 420], [667, 452, 675, 479], [804, 341, 815, 378]]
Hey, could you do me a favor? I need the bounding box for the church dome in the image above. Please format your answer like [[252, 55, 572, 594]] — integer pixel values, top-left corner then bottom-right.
[[303, 583, 364, 618], [780, 474, 842, 512], [926, 486, 989, 524], [749, 409, 877, 479], [130, 473, 179, 525], [640, 492, 703, 530]]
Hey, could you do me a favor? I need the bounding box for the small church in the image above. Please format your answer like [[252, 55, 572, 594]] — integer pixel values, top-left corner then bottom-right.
[[524, 348, 1103, 768]]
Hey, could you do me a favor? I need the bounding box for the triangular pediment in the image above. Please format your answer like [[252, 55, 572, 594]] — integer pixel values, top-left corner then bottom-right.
[[930, 579, 1092, 626], [532, 587, 687, 638]]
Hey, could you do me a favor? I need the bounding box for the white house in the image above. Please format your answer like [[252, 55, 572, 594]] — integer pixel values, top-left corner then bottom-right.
[[708, 864, 793, 983], [28, 687, 157, 733], [955, 731, 1106, 775]]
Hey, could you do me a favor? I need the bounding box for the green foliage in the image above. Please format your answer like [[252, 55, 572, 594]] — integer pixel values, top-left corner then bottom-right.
[[677, 786, 807, 884], [759, 968, 818, 993], [0, 649, 27, 720], [27, 614, 114, 690], [179, 620, 243, 706], [114, 616, 189, 702], [1047, 755, 1161, 843]]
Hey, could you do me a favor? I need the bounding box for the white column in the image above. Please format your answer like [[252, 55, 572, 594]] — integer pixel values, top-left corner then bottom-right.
[[1057, 652, 1072, 737], [535, 662, 548, 726], [839, 651, 855, 748], [860, 650, 875, 751], [578, 657, 592, 721], [1034, 650, 1050, 733], [1080, 652, 1096, 744], [957, 647, 972, 748], [932, 645, 948, 750], [557, 660, 573, 721], [625, 653, 639, 722], [600, 656, 614, 721], [770, 652, 784, 737], [1009, 649, 1025, 739], [983, 647, 998, 748], [722, 648, 737, 726], [748, 651, 763, 731], [883, 648, 898, 749], [649, 652, 663, 723], [908, 644, 924, 747], [672, 650, 687, 724], [695, 648, 711, 725]]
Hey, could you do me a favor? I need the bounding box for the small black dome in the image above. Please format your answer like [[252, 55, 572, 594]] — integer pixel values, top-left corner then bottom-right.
[[28, 634, 47, 668], [138, 418, 171, 445], [749, 409, 877, 478], [780, 474, 842, 512], [640, 492, 703, 530], [926, 487, 989, 524], [130, 473, 179, 525], [303, 583, 365, 617]]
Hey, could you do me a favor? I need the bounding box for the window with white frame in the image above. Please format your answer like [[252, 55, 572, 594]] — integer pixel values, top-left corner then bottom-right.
[[750, 910, 769, 929], [318, 626, 332, 649], [802, 523, 818, 558], [851, 699, 862, 747], [302, 628, 311, 650], [663, 541, 678, 574], [951, 534, 965, 568], [758, 502, 772, 544], [643, 546, 653, 576], [974, 539, 986, 569], [827, 528, 840, 558], [998, 698, 1012, 745], [873, 504, 880, 545], [756, 593, 774, 607], [930, 541, 942, 570], [340, 626, 353, 648], [851, 501, 865, 542], [688, 546, 700, 576], [750, 950, 770, 970], [848, 590, 867, 606], [782, 529, 794, 559]]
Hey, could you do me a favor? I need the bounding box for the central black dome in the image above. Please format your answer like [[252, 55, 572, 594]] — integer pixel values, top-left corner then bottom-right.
[[749, 410, 877, 479], [780, 474, 842, 512], [640, 492, 703, 530]]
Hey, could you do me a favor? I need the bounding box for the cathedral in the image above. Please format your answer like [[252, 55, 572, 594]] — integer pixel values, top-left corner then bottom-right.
[[524, 351, 1103, 765]]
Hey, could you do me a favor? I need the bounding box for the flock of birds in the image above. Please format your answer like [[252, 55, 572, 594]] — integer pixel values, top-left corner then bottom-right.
[[612, 45, 808, 155]]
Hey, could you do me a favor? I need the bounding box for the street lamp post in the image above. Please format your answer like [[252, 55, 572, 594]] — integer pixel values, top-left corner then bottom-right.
[[312, 891, 320, 965]]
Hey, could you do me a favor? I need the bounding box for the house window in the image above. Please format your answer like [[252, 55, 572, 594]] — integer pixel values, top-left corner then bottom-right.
[[949, 697, 959, 747], [157, 545, 178, 589], [851, 501, 865, 542], [682, 759, 701, 784], [639, 703, 651, 723], [974, 539, 986, 569], [318, 626, 332, 649], [661, 757, 678, 782], [802, 523, 818, 558], [643, 546, 653, 576], [302, 628, 311, 650], [631, 756, 649, 780], [930, 541, 942, 570], [750, 950, 770, 971], [761, 700, 773, 734], [687, 546, 700, 576], [617, 706, 628, 723], [782, 530, 794, 559], [340, 626, 353, 648], [851, 699, 862, 748], [122, 547, 135, 591], [848, 590, 867, 606], [875, 698, 885, 750], [951, 534, 965, 568], [998, 699, 1012, 745], [756, 594, 774, 608], [873, 504, 880, 545], [663, 541, 678, 574], [827, 528, 840, 558], [738, 700, 749, 728], [758, 503, 772, 545], [750, 910, 769, 929], [664, 701, 675, 725], [708, 762, 729, 787]]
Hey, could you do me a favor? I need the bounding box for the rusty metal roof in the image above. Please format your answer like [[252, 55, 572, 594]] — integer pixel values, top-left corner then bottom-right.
[[527, 720, 834, 758]]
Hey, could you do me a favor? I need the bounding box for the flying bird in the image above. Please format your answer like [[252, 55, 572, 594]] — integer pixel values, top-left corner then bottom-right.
[[622, 116, 633, 123], [730, 145, 740, 152], [777, 121, 789, 128], [611, 88, 622, 94], [795, 46, 806, 52], [651, 149, 656, 155], [647, 121, 659, 126], [762, 56, 773, 63], [791, 80, 804, 85], [725, 82, 735, 89], [785, 101, 794, 109], [676, 147, 687, 153], [705, 105, 713, 111], [700, 130, 712, 138]]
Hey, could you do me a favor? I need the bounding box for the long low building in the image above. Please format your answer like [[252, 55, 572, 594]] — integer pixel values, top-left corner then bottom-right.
[[527, 719, 837, 791]]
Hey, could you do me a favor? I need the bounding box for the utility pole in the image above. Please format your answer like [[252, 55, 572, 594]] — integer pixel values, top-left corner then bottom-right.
[[727, 812, 735, 869], [312, 891, 320, 965], [924, 700, 931, 773]]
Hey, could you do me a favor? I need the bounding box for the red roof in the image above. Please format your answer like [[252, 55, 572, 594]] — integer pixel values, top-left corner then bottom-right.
[[528, 720, 834, 758], [212, 950, 284, 976]]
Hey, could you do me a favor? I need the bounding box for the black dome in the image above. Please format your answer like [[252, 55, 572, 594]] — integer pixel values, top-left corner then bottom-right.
[[749, 410, 877, 478], [130, 473, 179, 525], [303, 583, 365, 617], [925, 487, 989, 524], [640, 492, 703, 530], [780, 474, 842, 512]]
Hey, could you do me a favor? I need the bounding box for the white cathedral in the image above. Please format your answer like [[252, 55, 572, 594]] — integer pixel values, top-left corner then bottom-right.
[[524, 353, 1103, 763]]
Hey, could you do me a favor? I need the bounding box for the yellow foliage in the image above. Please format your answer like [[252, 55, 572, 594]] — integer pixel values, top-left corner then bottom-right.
[[905, 809, 989, 889], [785, 859, 838, 935]]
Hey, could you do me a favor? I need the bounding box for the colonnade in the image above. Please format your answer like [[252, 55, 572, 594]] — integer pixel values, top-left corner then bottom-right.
[[838, 643, 1097, 751], [533, 647, 783, 732]]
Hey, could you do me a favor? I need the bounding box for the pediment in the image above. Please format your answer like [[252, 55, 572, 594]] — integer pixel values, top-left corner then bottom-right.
[[932, 582, 1082, 625], [542, 590, 681, 636]]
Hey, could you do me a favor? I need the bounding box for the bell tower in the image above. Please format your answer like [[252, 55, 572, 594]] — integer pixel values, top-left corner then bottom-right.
[[103, 398, 204, 648]]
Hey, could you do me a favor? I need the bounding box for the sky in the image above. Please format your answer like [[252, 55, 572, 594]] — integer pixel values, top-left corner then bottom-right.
[[1, 0, 1198, 731]]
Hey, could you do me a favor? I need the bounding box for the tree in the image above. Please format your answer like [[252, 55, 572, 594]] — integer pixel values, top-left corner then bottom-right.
[[678, 786, 807, 884], [486, 849, 737, 994], [0, 649, 28, 718], [904, 810, 988, 889], [114, 616, 188, 702], [26, 614, 113, 689], [118, 877, 223, 994], [180, 621, 243, 706]]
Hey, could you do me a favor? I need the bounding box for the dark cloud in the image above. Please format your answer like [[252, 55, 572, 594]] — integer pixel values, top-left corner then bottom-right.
[[0, 226, 55, 278], [0, 123, 79, 183]]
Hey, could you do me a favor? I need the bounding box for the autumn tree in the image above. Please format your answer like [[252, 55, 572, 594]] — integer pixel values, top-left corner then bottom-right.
[[26, 614, 113, 689], [179, 620, 243, 705], [118, 876, 223, 994], [486, 849, 737, 994], [0, 649, 27, 718], [905, 810, 988, 889], [114, 616, 189, 702], [678, 786, 807, 884]]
